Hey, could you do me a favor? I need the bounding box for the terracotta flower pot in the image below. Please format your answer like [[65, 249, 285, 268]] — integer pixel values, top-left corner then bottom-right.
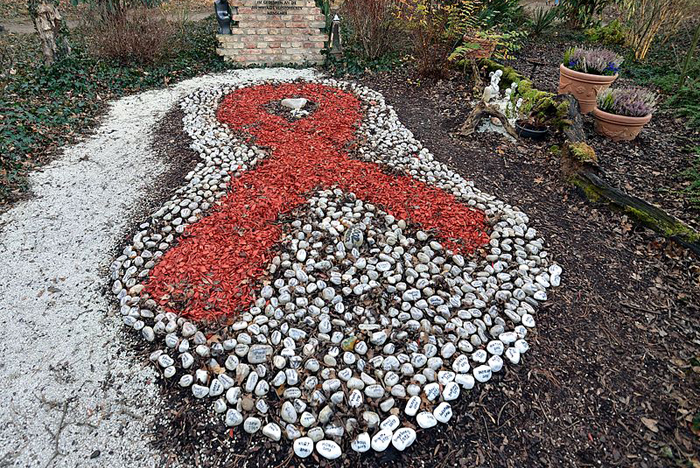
[[592, 107, 652, 141], [558, 64, 618, 114]]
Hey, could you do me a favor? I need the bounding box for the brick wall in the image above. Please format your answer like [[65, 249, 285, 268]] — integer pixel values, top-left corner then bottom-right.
[[216, 0, 327, 65]]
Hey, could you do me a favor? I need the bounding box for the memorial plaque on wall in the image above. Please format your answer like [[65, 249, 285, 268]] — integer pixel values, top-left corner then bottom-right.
[[216, 0, 327, 65]]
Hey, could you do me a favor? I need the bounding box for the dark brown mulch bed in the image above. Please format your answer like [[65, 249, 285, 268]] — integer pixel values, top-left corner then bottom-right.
[[142, 70, 699, 468], [263, 99, 319, 121]]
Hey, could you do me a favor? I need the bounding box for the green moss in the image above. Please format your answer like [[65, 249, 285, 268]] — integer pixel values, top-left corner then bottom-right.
[[550, 145, 561, 155], [571, 177, 603, 202], [584, 20, 626, 46], [569, 142, 597, 164], [517, 80, 534, 96], [480, 60, 522, 88], [624, 206, 700, 242], [556, 100, 571, 119]]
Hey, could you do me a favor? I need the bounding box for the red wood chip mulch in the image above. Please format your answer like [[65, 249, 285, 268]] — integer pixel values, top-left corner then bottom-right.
[[146, 83, 489, 321]]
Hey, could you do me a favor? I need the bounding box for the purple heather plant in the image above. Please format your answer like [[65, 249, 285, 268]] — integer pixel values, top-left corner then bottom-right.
[[597, 87, 658, 117], [563, 47, 623, 76]]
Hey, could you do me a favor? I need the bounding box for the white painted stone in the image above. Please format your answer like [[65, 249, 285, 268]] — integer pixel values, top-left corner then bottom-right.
[[371, 429, 393, 452], [380, 415, 400, 431], [455, 373, 475, 389], [225, 409, 243, 427], [488, 355, 504, 372], [433, 402, 453, 423], [505, 347, 521, 364], [424, 382, 440, 401], [452, 354, 471, 373], [405, 395, 421, 416], [522, 314, 536, 328], [392, 427, 416, 451], [351, 432, 371, 453], [262, 422, 281, 441], [281, 98, 308, 110], [349, 389, 364, 408], [474, 364, 492, 383], [293, 437, 314, 458], [515, 339, 530, 353], [416, 411, 438, 429], [487, 340, 504, 356], [442, 381, 460, 401], [316, 440, 342, 460], [243, 417, 261, 434]]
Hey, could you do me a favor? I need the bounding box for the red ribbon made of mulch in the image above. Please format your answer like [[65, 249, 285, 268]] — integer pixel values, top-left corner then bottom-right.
[[146, 83, 489, 321]]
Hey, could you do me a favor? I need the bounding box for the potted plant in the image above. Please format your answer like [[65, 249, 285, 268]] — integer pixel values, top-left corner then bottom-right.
[[593, 87, 657, 141], [559, 47, 623, 114]]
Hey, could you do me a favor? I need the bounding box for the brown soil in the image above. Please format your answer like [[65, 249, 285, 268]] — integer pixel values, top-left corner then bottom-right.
[[142, 73, 699, 468]]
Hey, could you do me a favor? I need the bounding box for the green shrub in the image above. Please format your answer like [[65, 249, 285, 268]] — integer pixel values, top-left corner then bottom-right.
[[665, 80, 700, 128], [325, 46, 404, 76], [529, 6, 558, 37], [557, 0, 612, 28], [585, 19, 627, 46], [478, 0, 526, 29]]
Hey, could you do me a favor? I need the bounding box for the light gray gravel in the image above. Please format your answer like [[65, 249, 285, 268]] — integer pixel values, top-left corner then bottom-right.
[[0, 68, 318, 468]]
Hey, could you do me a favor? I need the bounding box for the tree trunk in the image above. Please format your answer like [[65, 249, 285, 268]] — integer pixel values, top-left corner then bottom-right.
[[28, 0, 71, 65]]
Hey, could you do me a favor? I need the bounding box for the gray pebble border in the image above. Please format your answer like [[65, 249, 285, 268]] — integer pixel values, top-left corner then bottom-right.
[[109, 77, 562, 460]]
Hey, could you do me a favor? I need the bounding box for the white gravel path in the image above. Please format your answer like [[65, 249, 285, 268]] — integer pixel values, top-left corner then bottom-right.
[[0, 68, 318, 468]]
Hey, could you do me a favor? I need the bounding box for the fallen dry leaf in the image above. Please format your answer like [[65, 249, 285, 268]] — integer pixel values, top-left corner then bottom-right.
[[641, 417, 659, 433]]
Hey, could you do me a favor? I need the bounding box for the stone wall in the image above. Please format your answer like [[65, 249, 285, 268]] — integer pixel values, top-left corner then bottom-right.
[[216, 0, 327, 65]]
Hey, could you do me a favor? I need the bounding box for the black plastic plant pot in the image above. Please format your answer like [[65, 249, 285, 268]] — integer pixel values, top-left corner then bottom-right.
[[515, 121, 550, 140]]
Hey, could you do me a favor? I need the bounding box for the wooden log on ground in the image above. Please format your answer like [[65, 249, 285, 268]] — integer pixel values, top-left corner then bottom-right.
[[561, 95, 586, 143], [567, 167, 700, 256], [559, 101, 700, 256]]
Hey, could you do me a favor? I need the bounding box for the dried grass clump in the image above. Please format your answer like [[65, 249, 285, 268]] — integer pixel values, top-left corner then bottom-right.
[[340, 0, 402, 61], [85, 8, 182, 65]]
